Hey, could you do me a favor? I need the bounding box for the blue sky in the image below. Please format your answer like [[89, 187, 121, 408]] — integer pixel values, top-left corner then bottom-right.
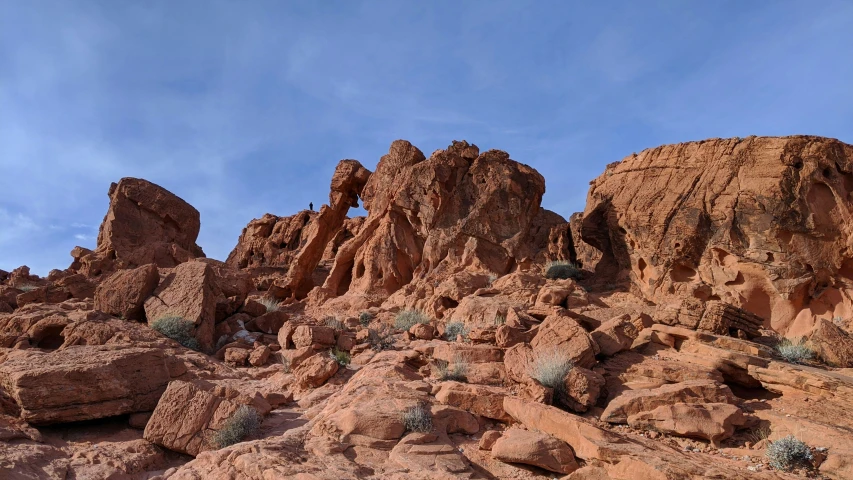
[[2, 1, 852, 275]]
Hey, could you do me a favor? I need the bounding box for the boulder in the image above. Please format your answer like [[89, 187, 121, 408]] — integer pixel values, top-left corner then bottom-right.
[[491, 427, 579, 474], [627, 402, 747, 447], [808, 318, 853, 367], [563, 367, 606, 412], [433, 343, 503, 364], [94, 264, 159, 320], [224, 347, 250, 367], [600, 380, 739, 424], [0, 346, 170, 425], [292, 325, 336, 349], [530, 313, 598, 369], [478, 430, 501, 450], [591, 314, 639, 357], [72, 177, 205, 276], [294, 354, 339, 388], [433, 382, 510, 422], [248, 345, 271, 367], [143, 380, 243, 456]]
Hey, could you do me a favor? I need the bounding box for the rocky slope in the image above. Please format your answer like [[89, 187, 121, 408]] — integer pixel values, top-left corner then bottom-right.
[[1, 136, 852, 479]]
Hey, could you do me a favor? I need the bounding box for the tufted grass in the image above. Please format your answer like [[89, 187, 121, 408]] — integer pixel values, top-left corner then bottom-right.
[[212, 405, 262, 449], [257, 297, 280, 313], [434, 357, 468, 382], [151, 315, 201, 351], [529, 348, 574, 402], [401, 403, 433, 433], [775, 338, 815, 365], [394, 309, 430, 331], [444, 321, 469, 341], [543, 260, 582, 280]]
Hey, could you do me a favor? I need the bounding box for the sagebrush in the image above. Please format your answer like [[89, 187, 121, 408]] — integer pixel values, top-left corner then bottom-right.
[[394, 310, 429, 331], [543, 260, 581, 280], [151, 315, 201, 351], [529, 348, 574, 402], [359, 311, 373, 327], [212, 405, 262, 449], [401, 403, 432, 433], [444, 321, 469, 341], [775, 338, 815, 365], [329, 347, 351, 366], [766, 435, 813, 471]]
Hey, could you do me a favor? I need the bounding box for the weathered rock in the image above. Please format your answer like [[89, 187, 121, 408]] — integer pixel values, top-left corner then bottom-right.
[[248, 345, 271, 366], [627, 402, 747, 447], [0, 346, 170, 424], [292, 325, 336, 349], [600, 380, 739, 424], [581, 136, 853, 335], [563, 367, 606, 412], [294, 354, 339, 388], [94, 264, 159, 320], [143, 380, 243, 456], [478, 430, 501, 450], [530, 313, 598, 369], [224, 347, 250, 367], [591, 314, 640, 357], [433, 343, 503, 364], [408, 323, 436, 340], [808, 318, 853, 367], [491, 427, 579, 474], [73, 177, 205, 276], [433, 382, 510, 422]]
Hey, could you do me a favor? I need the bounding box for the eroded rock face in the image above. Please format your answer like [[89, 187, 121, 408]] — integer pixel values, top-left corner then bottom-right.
[[320, 140, 567, 317], [581, 136, 853, 335], [94, 264, 160, 320], [72, 178, 205, 276], [491, 427, 579, 474], [0, 346, 170, 425]]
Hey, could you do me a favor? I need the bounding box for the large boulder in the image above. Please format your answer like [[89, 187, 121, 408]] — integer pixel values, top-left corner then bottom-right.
[[627, 402, 747, 447], [600, 380, 739, 424], [580, 136, 853, 335], [94, 264, 160, 320], [72, 178, 205, 276], [530, 313, 598, 369], [0, 346, 170, 425], [808, 318, 853, 367], [491, 427, 579, 474]]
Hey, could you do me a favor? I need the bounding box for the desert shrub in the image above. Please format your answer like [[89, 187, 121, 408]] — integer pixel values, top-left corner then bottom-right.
[[323, 316, 345, 331], [775, 338, 815, 364], [529, 348, 574, 401], [257, 297, 280, 313], [368, 324, 395, 351], [543, 260, 581, 280], [444, 321, 469, 341], [401, 403, 433, 433], [394, 309, 429, 331], [359, 311, 373, 327], [212, 405, 262, 449], [487, 273, 498, 286], [151, 315, 201, 351], [329, 347, 351, 366], [494, 314, 506, 326], [434, 358, 468, 382], [17, 284, 39, 292], [766, 435, 813, 471]]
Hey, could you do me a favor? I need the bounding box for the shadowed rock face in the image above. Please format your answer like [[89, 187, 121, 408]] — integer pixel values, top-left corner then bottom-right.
[[72, 178, 205, 276], [580, 135, 853, 335]]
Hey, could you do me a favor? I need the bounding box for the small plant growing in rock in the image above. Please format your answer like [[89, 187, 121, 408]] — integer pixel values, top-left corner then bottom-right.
[[529, 348, 574, 401], [775, 338, 815, 365], [358, 311, 373, 327], [151, 315, 201, 351], [212, 405, 262, 449], [766, 435, 813, 471], [434, 358, 468, 382], [17, 284, 39, 292], [323, 316, 345, 331], [368, 324, 395, 351], [329, 347, 351, 366], [543, 260, 581, 280], [257, 297, 280, 313], [444, 321, 469, 341], [394, 309, 429, 331], [401, 402, 432, 433], [487, 273, 498, 286], [494, 314, 506, 326]]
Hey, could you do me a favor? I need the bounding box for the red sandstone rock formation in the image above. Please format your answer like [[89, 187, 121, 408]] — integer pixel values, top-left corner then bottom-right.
[[71, 178, 205, 276], [581, 135, 853, 335]]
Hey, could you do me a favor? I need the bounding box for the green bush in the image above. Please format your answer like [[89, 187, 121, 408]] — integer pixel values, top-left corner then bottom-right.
[[212, 405, 262, 449], [435, 358, 468, 382], [394, 309, 429, 331], [775, 338, 815, 365], [543, 260, 582, 280], [151, 315, 201, 351], [401, 403, 433, 433], [329, 347, 351, 366], [257, 297, 280, 313], [444, 321, 469, 341], [323, 316, 345, 331], [368, 324, 395, 351], [358, 311, 373, 327], [529, 349, 574, 402], [766, 435, 813, 471]]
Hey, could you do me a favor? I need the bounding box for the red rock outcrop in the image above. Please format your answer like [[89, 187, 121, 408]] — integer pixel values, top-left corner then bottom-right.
[[94, 264, 160, 320], [72, 178, 205, 276], [581, 136, 853, 335]]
